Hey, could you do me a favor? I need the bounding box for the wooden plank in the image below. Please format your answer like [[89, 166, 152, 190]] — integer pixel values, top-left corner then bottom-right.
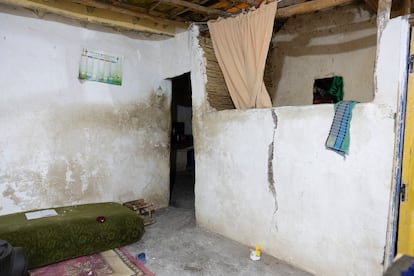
[[364, 0, 378, 13], [149, 0, 162, 11], [109, 0, 187, 23], [0, 0, 177, 35], [400, 0, 411, 16], [376, 0, 391, 42], [210, 1, 232, 9], [226, 3, 250, 13], [71, 0, 188, 29], [276, 0, 357, 18], [158, 0, 230, 16], [173, 0, 210, 18]]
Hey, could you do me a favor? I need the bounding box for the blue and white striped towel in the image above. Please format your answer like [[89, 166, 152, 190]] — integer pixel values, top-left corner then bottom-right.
[[325, 101, 358, 156]]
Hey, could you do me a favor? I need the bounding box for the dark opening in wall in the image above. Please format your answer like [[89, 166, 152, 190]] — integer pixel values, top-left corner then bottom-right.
[[313, 76, 343, 104]]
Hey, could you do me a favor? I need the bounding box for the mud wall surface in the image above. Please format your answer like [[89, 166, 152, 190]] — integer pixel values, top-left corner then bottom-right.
[[271, 5, 377, 106], [0, 5, 191, 214]]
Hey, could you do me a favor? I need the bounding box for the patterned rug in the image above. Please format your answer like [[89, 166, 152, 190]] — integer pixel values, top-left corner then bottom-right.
[[29, 247, 154, 276]]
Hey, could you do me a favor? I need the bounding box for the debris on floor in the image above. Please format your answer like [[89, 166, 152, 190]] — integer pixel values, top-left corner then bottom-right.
[[250, 245, 261, 261], [123, 199, 155, 226], [136, 252, 147, 264], [126, 207, 313, 276]]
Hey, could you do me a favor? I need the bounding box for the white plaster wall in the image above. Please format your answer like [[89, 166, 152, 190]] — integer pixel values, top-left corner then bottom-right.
[[271, 5, 377, 106], [0, 6, 191, 215], [160, 30, 191, 78], [191, 16, 408, 275]]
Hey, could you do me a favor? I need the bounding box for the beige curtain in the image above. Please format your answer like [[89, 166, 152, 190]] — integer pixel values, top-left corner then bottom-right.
[[207, 1, 277, 109]]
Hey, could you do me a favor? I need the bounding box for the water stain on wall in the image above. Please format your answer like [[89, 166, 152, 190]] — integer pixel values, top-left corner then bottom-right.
[[2, 185, 21, 205], [193, 108, 250, 156], [1, 169, 46, 210], [0, 92, 171, 213]]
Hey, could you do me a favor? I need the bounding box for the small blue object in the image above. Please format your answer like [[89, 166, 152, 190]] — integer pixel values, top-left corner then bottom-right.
[[136, 252, 146, 264], [402, 263, 414, 276]]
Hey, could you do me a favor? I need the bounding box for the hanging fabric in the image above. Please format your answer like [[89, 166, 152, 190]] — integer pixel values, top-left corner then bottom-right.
[[325, 101, 358, 156], [207, 1, 277, 109]]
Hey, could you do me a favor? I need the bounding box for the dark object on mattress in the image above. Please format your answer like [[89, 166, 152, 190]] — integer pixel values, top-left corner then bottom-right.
[[0, 240, 28, 276], [0, 202, 145, 269]]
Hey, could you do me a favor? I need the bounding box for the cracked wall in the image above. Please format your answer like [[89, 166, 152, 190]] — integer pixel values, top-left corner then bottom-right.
[[267, 109, 278, 223], [191, 14, 407, 276], [0, 6, 191, 214]]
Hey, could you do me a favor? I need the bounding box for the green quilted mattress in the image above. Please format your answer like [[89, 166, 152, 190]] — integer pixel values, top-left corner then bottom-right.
[[0, 202, 145, 269]]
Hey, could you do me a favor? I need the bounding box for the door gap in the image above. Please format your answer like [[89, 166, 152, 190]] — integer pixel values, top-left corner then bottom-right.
[[169, 72, 195, 209]]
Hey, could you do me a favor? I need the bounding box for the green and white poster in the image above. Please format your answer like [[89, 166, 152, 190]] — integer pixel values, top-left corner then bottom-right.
[[78, 48, 123, 86]]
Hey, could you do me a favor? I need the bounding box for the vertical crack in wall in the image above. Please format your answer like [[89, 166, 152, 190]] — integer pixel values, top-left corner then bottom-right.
[[268, 109, 278, 229]]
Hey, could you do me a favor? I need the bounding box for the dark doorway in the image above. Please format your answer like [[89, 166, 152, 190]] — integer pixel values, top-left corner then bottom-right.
[[313, 76, 343, 104], [170, 72, 195, 209]]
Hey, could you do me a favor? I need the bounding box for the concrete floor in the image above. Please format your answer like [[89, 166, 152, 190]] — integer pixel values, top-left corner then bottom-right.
[[126, 171, 313, 276]]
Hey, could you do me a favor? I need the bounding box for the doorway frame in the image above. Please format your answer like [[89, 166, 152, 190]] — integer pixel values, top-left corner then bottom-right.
[[168, 72, 195, 207], [385, 18, 411, 269]]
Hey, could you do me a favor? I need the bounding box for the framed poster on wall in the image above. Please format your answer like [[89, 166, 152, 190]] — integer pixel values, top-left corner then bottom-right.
[[78, 48, 123, 86]]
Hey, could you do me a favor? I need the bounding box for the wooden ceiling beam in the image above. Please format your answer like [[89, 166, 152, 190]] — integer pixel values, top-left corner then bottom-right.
[[71, 0, 188, 29], [226, 2, 250, 13], [0, 0, 366, 34], [400, 0, 411, 15], [173, 0, 211, 17], [392, 0, 411, 16], [209, 1, 232, 9], [149, 1, 162, 11], [0, 0, 178, 35], [158, 0, 230, 16], [276, 0, 357, 18], [376, 0, 391, 37], [364, 0, 378, 13], [110, 1, 187, 23], [173, 7, 192, 17]]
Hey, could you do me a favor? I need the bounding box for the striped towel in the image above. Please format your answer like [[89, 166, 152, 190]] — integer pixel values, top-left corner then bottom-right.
[[325, 101, 358, 156]]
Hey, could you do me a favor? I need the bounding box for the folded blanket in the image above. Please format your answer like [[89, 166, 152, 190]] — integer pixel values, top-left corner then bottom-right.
[[325, 101, 358, 156]]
